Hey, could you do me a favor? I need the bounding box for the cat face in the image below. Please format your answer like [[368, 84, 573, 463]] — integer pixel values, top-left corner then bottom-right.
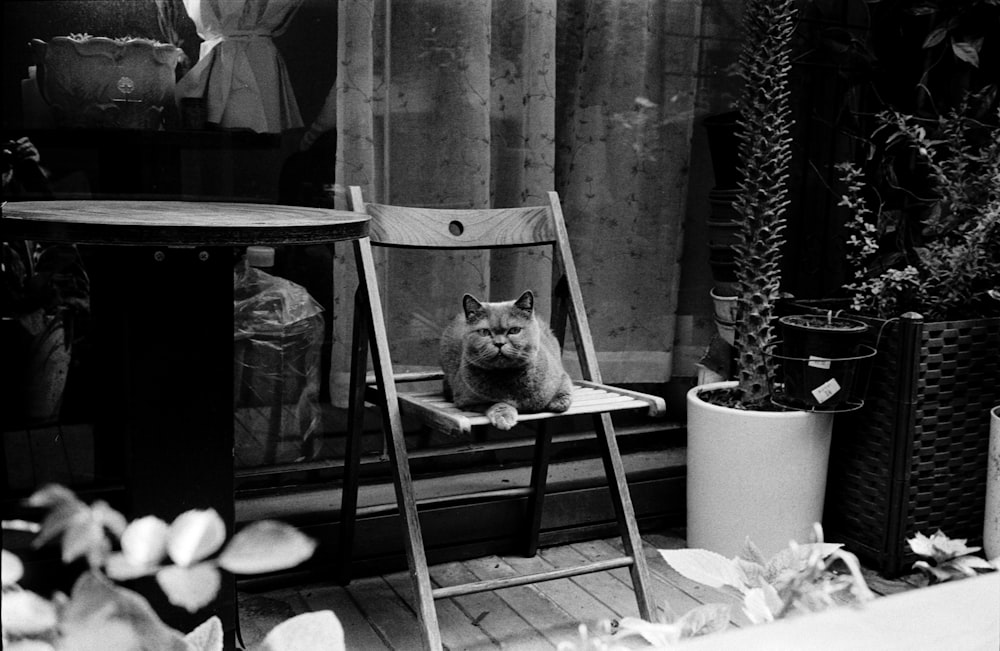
[[461, 291, 538, 369]]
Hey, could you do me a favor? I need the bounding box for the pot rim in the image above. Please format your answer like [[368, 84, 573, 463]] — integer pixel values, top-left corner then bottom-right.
[[779, 313, 869, 332], [687, 380, 830, 420], [709, 288, 739, 300]]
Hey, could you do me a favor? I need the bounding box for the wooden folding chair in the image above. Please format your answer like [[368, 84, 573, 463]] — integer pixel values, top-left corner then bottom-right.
[[340, 186, 664, 650]]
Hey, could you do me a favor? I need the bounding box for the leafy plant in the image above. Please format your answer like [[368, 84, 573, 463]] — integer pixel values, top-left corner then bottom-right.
[[658, 524, 874, 625], [2, 485, 343, 651], [728, 0, 797, 409], [556, 525, 873, 649], [1, 241, 90, 320], [838, 104, 1000, 319], [907, 530, 997, 584]]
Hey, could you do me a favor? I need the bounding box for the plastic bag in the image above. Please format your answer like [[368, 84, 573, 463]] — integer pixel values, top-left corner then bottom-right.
[[233, 259, 325, 467]]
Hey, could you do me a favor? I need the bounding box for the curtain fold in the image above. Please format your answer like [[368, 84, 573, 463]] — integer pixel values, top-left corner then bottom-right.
[[555, 0, 697, 382], [175, 0, 304, 133]]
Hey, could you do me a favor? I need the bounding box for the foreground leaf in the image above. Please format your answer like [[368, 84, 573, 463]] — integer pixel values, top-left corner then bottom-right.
[[1, 589, 58, 636], [219, 521, 317, 575], [58, 619, 145, 651], [121, 515, 169, 567], [105, 552, 161, 582], [908, 530, 980, 562], [658, 548, 745, 591], [612, 616, 682, 647], [185, 616, 224, 651], [167, 510, 226, 568], [254, 610, 345, 651], [676, 603, 731, 638], [60, 570, 190, 650], [60, 510, 110, 568], [765, 543, 842, 582], [2, 548, 25, 586], [156, 563, 221, 613], [742, 584, 781, 624], [29, 485, 88, 549]]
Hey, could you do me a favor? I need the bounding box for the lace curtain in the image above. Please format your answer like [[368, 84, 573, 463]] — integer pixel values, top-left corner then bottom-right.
[[554, 0, 696, 382], [327, 0, 695, 401]]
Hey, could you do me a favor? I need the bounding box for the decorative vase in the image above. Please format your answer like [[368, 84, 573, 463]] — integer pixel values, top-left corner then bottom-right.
[[686, 381, 834, 558], [987, 405, 1000, 560], [30, 36, 180, 130]]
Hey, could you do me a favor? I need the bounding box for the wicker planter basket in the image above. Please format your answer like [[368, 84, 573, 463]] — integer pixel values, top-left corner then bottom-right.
[[818, 312, 1000, 575]]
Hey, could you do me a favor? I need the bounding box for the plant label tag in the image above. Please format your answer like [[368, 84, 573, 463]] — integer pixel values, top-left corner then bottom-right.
[[812, 379, 841, 404], [808, 356, 832, 370]]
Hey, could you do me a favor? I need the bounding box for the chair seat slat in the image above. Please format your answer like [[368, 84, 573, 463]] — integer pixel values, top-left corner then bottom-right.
[[396, 382, 665, 435]]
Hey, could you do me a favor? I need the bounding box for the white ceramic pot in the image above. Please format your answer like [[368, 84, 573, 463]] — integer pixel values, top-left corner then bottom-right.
[[686, 381, 834, 558], [709, 288, 739, 322], [986, 405, 1000, 560]]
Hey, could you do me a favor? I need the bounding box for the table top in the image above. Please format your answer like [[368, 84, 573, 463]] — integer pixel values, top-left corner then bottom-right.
[[1, 200, 369, 246]]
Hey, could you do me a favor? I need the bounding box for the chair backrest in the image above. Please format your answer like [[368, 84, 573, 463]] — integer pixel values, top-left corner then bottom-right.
[[347, 186, 606, 383]]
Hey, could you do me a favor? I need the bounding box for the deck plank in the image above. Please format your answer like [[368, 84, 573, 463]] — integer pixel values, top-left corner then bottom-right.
[[572, 538, 702, 622], [296, 584, 391, 650], [383, 568, 495, 651], [430, 560, 555, 650], [345, 573, 423, 650], [502, 548, 621, 626], [539, 544, 645, 618], [238, 587, 310, 648], [461, 554, 580, 648]]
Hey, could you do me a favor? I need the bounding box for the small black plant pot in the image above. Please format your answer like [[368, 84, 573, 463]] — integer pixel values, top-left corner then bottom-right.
[[771, 314, 874, 411], [779, 314, 869, 359]]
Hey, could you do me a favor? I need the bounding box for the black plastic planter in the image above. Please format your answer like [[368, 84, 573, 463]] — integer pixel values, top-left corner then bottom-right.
[[772, 314, 874, 410]]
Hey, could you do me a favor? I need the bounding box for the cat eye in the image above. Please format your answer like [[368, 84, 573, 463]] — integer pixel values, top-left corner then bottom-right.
[[478, 328, 492, 336], [507, 327, 522, 335]]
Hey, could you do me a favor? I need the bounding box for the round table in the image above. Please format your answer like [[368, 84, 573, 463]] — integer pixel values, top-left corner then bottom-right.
[[2, 200, 369, 639]]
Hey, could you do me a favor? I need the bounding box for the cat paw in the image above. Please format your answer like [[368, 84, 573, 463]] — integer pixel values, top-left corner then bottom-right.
[[486, 403, 519, 430], [547, 393, 572, 413]]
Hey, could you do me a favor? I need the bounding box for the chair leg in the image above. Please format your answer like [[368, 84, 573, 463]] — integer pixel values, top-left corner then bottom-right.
[[593, 412, 656, 621], [524, 421, 553, 557], [354, 238, 442, 651], [337, 287, 370, 585]]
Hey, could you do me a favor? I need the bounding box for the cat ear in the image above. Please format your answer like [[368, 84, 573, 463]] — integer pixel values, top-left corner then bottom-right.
[[463, 294, 484, 320], [514, 290, 534, 313]]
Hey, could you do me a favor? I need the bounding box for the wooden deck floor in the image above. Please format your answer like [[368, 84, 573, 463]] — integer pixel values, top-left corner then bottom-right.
[[236, 530, 921, 650]]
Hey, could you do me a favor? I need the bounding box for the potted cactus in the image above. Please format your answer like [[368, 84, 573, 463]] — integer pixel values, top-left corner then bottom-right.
[[685, 0, 838, 558]]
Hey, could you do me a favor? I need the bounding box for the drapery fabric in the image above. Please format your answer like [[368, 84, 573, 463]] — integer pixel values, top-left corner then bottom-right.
[[555, 0, 696, 382], [328, 0, 694, 400], [175, 0, 304, 133]]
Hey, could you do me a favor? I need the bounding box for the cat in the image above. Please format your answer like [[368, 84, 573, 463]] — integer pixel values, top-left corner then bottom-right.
[[440, 290, 573, 430]]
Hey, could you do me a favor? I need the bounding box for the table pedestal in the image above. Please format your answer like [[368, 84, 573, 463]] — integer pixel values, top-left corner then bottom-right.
[[90, 245, 235, 637], [2, 200, 369, 646]]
